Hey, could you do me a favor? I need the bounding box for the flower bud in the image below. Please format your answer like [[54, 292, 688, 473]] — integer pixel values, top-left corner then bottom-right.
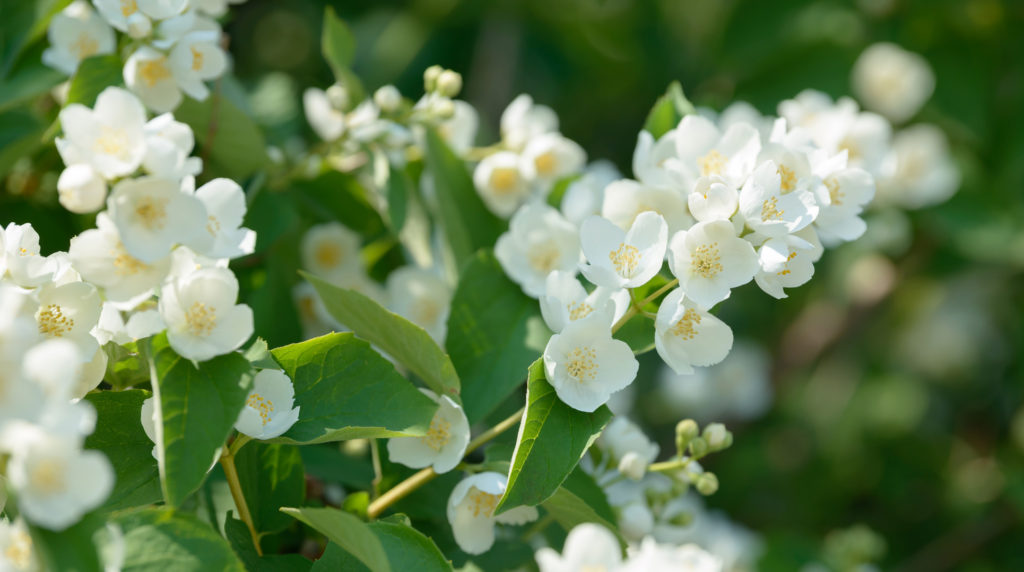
[[57, 164, 107, 214], [695, 472, 719, 496], [436, 70, 463, 98], [326, 84, 349, 111], [675, 419, 699, 454], [688, 436, 709, 459], [373, 85, 402, 113], [126, 13, 152, 39], [703, 423, 731, 451], [432, 97, 455, 119], [618, 502, 654, 541], [424, 65, 443, 91], [667, 510, 694, 527], [618, 451, 647, 481]]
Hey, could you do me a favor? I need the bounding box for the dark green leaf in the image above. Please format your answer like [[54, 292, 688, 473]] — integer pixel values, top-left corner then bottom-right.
[[542, 467, 625, 546], [175, 93, 268, 180], [269, 332, 438, 444], [494, 359, 613, 514], [114, 508, 245, 571], [65, 54, 122, 106], [281, 507, 390, 572], [225, 516, 312, 572], [321, 7, 355, 77], [0, 61, 64, 112], [422, 128, 503, 270], [236, 442, 306, 533], [614, 313, 656, 355], [385, 163, 410, 233], [304, 274, 461, 401], [150, 333, 254, 506], [308, 524, 452, 572], [292, 171, 383, 235], [29, 513, 104, 572], [446, 251, 548, 422], [0, 110, 45, 180], [83, 389, 161, 511], [643, 81, 695, 140]]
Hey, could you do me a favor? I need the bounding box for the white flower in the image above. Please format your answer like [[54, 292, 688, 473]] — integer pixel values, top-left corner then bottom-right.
[[193, 178, 256, 259], [753, 231, 821, 299], [34, 281, 103, 359], [579, 212, 667, 290], [599, 417, 660, 467], [674, 115, 762, 191], [495, 203, 580, 299], [42, 1, 115, 75], [386, 267, 451, 344], [473, 151, 531, 218], [667, 220, 758, 310], [58, 87, 148, 179], [852, 42, 935, 123], [107, 176, 209, 263], [560, 160, 621, 225], [436, 100, 479, 154], [688, 176, 738, 222], [57, 164, 107, 214], [535, 523, 622, 572], [623, 538, 723, 572], [21, 339, 83, 403], [654, 288, 733, 375], [303, 88, 345, 141], [124, 46, 183, 113], [814, 168, 875, 243], [158, 266, 253, 361], [387, 389, 469, 474], [69, 213, 171, 306], [2, 223, 55, 288], [5, 426, 113, 531], [618, 501, 655, 541], [300, 222, 363, 283], [0, 517, 38, 572], [538, 270, 628, 333], [601, 179, 693, 235], [142, 113, 202, 178], [877, 124, 959, 209], [543, 312, 638, 412], [167, 30, 227, 101], [140, 396, 158, 458], [738, 160, 819, 237], [191, 0, 247, 18], [520, 133, 586, 186], [632, 129, 689, 190], [500, 94, 558, 151], [446, 472, 539, 555], [235, 369, 301, 440]]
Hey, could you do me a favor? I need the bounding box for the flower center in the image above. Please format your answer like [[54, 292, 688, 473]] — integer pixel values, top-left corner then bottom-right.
[[825, 177, 844, 206], [4, 528, 32, 569], [191, 46, 204, 72], [528, 242, 561, 275], [760, 196, 785, 222], [778, 164, 797, 193], [534, 151, 557, 177], [698, 149, 726, 177], [185, 301, 217, 337], [609, 243, 640, 277], [314, 242, 343, 269], [670, 308, 702, 340], [691, 243, 722, 278], [31, 458, 66, 494], [94, 125, 130, 159], [567, 301, 593, 321], [777, 251, 798, 276], [38, 304, 74, 337], [839, 137, 861, 161], [71, 33, 99, 59], [134, 196, 169, 230], [206, 215, 221, 237], [423, 411, 452, 451], [489, 167, 520, 195], [112, 246, 147, 276], [566, 346, 598, 382], [246, 392, 275, 426], [466, 489, 501, 518], [139, 57, 172, 87], [121, 0, 138, 17]]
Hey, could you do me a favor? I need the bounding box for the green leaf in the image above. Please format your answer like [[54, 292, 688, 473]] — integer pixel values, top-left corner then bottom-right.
[[542, 467, 625, 546], [0, 109, 45, 179], [293, 171, 383, 236], [269, 332, 438, 444], [281, 507, 390, 572], [385, 163, 410, 233], [614, 313, 656, 355], [321, 6, 355, 77], [495, 359, 613, 514], [175, 93, 268, 180], [83, 389, 161, 511], [102, 341, 151, 390], [643, 81, 695, 140], [422, 128, 503, 270], [236, 442, 306, 533], [224, 516, 312, 572], [310, 522, 452, 572], [149, 333, 255, 507], [114, 508, 245, 571], [446, 251, 549, 422], [65, 54, 123, 106], [29, 513, 104, 572], [0, 60, 64, 112], [304, 274, 461, 401]]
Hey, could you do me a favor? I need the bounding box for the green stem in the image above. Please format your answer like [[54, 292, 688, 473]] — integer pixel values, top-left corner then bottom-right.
[[220, 440, 262, 556], [648, 457, 691, 474], [612, 278, 679, 333]]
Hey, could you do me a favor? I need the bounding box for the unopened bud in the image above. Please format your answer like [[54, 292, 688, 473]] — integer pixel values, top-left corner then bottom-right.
[[374, 85, 401, 113], [618, 503, 654, 540], [436, 70, 463, 98], [675, 419, 699, 454], [126, 13, 152, 39], [326, 84, 349, 111], [424, 65, 443, 92], [688, 436, 709, 459], [703, 423, 731, 451], [57, 164, 107, 214], [618, 452, 647, 481], [695, 472, 719, 496], [432, 97, 455, 119], [668, 510, 695, 527]]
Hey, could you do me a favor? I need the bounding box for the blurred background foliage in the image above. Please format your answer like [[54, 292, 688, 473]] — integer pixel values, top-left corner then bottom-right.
[[3, 0, 1024, 569]]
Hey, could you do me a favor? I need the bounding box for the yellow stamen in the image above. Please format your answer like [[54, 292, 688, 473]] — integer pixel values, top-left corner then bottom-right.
[[185, 301, 217, 337], [139, 58, 171, 87], [691, 243, 722, 278], [423, 412, 452, 451], [609, 243, 640, 277], [670, 308, 702, 340], [38, 304, 74, 337], [698, 149, 726, 177], [760, 196, 785, 222], [566, 346, 598, 382], [567, 301, 593, 321], [246, 392, 275, 426]]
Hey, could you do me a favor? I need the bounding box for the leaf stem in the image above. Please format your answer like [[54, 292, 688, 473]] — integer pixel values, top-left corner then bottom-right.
[[466, 406, 525, 455], [220, 440, 262, 556], [612, 278, 679, 333], [648, 457, 691, 474]]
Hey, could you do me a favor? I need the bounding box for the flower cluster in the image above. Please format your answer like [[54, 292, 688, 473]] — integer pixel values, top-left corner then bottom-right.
[[536, 523, 724, 572], [44, 0, 240, 112]]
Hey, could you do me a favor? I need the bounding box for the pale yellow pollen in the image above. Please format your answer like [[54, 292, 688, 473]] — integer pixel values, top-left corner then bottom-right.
[[31, 459, 65, 493], [839, 137, 861, 161], [670, 308, 702, 340], [190, 46, 204, 72], [246, 392, 274, 426], [207, 215, 221, 237], [121, 0, 138, 17], [466, 488, 501, 518], [185, 301, 217, 337], [139, 58, 171, 87], [93, 125, 129, 158], [422, 412, 452, 451], [70, 33, 99, 59], [825, 177, 844, 206], [760, 196, 785, 222], [567, 301, 593, 321], [528, 243, 561, 275], [691, 243, 722, 278], [4, 528, 32, 569], [534, 151, 557, 177], [38, 304, 74, 337], [698, 149, 726, 177], [19, 247, 31, 256], [609, 243, 640, 277], [112, 247, 146, 277], [134, 196, 169, 230], [777, 252, 798, 276], [489, 167, 520, 196], [778, 164, 797, 193], [314, 242, 343, 269], [566, 346, 598, 383]]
